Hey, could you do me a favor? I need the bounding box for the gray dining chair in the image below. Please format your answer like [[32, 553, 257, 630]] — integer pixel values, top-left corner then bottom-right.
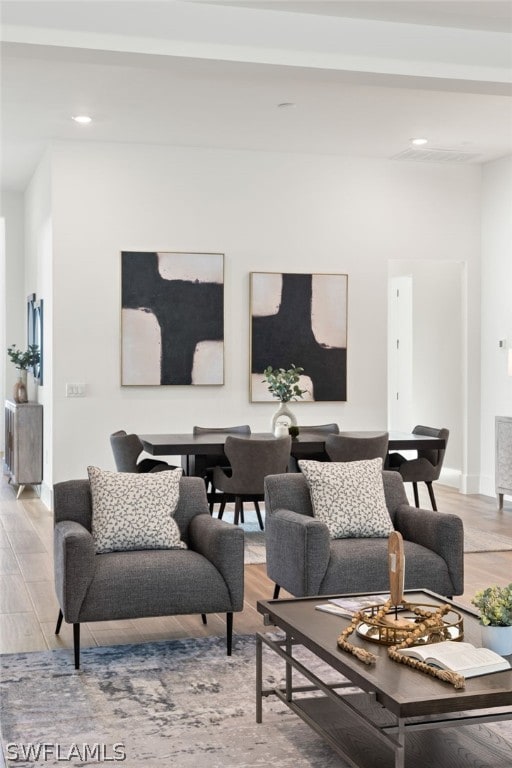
[[110, 430, 177, 473], [325, 431, 389, 463], [193, 425, 251, 512], [386, 425, 449, 511], [289, 423, 340, 471], [213, 435, 292, 529]]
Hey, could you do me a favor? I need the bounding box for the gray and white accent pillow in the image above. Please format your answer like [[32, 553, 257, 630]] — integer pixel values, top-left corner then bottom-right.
[[87, 465, 187, 554], [298, 458, 393, 539]]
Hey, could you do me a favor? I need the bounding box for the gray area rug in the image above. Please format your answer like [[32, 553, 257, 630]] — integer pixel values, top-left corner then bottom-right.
[[463, 525, 512, 553], [2, 635, 511, 768], [0, 635, 347, 768]]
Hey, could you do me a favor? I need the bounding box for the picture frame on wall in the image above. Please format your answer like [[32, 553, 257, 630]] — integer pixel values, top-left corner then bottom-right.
[[121, 251, 224, 386], [27, 293, 43, 384], [250, 271, 348, 402]]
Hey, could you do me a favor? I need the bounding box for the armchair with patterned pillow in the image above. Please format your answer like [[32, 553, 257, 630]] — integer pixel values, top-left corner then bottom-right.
[[53, 468, 244, 668], [264, 464, 463, 600]]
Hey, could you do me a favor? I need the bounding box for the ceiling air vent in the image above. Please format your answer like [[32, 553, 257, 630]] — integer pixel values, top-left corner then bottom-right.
[[391, 147, 479, 163]]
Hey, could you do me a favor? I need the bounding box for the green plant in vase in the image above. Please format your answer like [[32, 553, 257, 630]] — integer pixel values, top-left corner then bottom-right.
[[472, 584, 512, 627], [472, 583, 512, 656], [262, 364, 307, 435], [7, 344, 40, 403]]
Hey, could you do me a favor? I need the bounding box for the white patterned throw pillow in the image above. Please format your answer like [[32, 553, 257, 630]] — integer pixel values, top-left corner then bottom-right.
[[298, 458, 393, 539], [88, 466, 187, 554]]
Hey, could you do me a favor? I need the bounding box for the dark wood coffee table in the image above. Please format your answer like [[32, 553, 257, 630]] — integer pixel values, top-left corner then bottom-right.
[[256, 590, 512, 768]]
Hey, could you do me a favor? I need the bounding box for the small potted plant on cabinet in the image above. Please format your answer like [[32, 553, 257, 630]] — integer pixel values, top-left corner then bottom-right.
[[7, 344, 40, 403]]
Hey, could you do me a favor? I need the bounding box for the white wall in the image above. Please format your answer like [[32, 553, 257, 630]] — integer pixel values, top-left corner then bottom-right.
[[480, 156, 512, 499], [1, 190, 25, 452], [23, 140, 482, 493], [388, 259, 463, 481], [22, 152, 53, 505]]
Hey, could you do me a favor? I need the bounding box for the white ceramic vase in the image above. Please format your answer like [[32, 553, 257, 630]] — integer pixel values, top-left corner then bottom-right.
[[480, 624, 512, 656], [271, 401, 297, 436]]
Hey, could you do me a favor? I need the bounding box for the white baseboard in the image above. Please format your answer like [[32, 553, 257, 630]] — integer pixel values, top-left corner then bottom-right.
[[40, 482, 53, 511], [439, 467, 460, 489]]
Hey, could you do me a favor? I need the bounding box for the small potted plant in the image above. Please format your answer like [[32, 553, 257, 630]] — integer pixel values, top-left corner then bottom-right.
[[7, 344, 40, 403], [262, 364, 308, 436], [472, 583, 512, 656]]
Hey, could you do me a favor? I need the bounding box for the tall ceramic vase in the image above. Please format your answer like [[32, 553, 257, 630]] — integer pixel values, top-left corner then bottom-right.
[[13, 370, 28, 404], [271, 401, 297, 436]]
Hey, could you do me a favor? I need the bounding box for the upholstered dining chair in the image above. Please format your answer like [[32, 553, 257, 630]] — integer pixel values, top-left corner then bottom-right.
[[386, 425, 449, 511], [325, 431, 389, 463], [110, 430, 177, 473], [212, 435, 292, 530], [192, 425, 251, 511], [289, 423, 340, 471]]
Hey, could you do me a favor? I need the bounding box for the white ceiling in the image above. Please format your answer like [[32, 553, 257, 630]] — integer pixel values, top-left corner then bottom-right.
[[1, 0, 511, 191]]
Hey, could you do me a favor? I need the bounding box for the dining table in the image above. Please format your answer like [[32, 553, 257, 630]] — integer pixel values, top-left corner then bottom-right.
[[139, 430, 446, 477]]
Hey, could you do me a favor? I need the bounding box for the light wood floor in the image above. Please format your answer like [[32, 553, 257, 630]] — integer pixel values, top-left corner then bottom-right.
[[0, 475, 511, 656]]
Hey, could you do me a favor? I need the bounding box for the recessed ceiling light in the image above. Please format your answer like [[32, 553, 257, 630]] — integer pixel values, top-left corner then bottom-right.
[[72, 115, 92, 124], [411, 137, 428, 146]]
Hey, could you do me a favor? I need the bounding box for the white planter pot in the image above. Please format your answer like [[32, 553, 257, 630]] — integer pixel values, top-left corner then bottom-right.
[[480, 624, 512, 656]]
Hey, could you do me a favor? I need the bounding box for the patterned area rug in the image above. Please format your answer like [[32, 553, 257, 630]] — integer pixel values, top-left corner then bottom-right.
[[1, 635, 511, 768], [0, 635, 347, 768]]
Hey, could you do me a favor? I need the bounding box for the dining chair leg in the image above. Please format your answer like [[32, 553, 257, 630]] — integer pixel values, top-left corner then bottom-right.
[[201, 614, 207, 625], [426, 482, 438, 511], [240, 501, 245, 524], [218, 500, 226, 520], [412, 482, 420, 508], [273, 584, 281, 599], [254, 500, 264, 531], [55, 609, 63, 635], [234, 497, 242, 525]]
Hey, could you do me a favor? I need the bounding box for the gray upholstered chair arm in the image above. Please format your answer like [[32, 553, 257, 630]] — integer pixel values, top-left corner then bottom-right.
[[382, 470, 409, 515], [394, 505, 464, 595], [54, 521, 96, 623], [188, 514, 245, 610], [266, 509, 331, 596]]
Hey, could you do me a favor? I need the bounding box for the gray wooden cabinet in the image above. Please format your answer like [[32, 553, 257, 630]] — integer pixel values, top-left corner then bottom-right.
[[4, 400, 43, 498], [496, 415, 512, 510]]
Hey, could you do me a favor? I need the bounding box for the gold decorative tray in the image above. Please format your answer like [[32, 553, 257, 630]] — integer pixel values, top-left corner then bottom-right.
[[355, 601, 464, 646]]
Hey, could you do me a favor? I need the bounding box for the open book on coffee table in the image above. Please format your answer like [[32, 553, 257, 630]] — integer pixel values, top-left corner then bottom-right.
[[397, 640, 511, 678]]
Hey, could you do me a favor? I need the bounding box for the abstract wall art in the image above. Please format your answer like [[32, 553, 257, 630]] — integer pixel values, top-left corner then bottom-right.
[[250, 272, 348, 402], [121, 251, 224, 386]]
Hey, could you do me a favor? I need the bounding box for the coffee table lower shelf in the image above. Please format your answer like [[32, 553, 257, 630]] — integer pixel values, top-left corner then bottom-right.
[[256, 632, 512, 768]]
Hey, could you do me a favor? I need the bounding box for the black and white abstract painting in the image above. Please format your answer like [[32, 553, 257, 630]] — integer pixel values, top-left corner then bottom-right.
[[250, 272, 347, 402], [121, 251, 224, 385]]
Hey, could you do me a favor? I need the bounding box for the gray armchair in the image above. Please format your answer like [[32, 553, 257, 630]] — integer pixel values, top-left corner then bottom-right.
[[265, 470, 463, 600], [53, 476, 244, 668]]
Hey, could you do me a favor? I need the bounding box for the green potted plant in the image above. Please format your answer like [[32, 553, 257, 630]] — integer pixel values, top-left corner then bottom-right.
[[262, 365, 308, 436], [7, 343, 40, 403], [472, 583, 512, 656]]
